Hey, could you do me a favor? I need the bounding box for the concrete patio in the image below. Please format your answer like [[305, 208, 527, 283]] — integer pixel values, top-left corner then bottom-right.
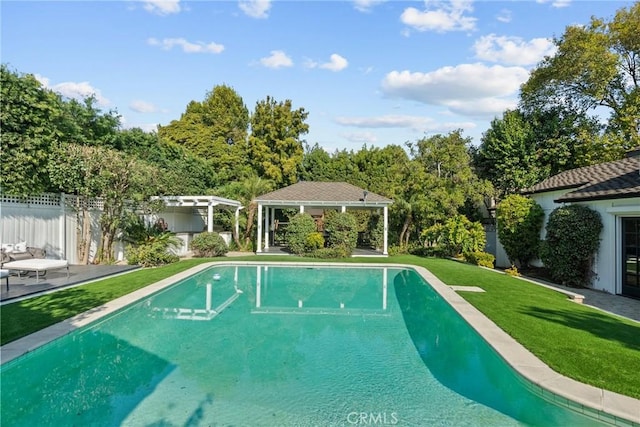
[[0, 264, 139, 303]]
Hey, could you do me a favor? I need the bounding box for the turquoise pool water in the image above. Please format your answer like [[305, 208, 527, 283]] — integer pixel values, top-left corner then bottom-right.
[[1, 265, 608, 426]]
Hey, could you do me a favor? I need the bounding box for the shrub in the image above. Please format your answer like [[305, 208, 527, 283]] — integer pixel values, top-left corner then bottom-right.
[[190, 232, 228, 257], [308, 247, 350, 259], [496, 194, 544, 268], [305, 232, 325, 251], [388, 245, 408, 256], [464, 251, 495, 268], [124, 227, 182, 267], [126, 241, 179, 267], [287, 213, 318, 255], [422, 215, 485, 257], [505, 265, 521, 277], [541, 205, 603, 287], [324, 211, 358, 255]]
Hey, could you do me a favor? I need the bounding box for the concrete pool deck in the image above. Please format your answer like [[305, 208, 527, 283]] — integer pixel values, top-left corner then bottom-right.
[[1, 261, 638, 426]]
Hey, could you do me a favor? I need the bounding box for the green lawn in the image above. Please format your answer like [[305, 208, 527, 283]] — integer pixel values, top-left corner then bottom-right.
[[1, 255, 639, 400]]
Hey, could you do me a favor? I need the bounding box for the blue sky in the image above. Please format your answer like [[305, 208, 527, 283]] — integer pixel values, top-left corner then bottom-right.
[[2, 0, 634, 152]]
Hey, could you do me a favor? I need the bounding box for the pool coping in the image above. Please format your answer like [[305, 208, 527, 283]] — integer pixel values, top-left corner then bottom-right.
[[1, 261, 638, 425]]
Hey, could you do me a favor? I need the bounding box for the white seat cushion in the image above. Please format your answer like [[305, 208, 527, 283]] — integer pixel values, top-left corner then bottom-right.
[[2, 259, 68, 272]]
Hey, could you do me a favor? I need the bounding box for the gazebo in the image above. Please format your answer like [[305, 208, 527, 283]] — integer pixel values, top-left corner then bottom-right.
[[151, 195, 243, 255], [253, 182, 393, 255]]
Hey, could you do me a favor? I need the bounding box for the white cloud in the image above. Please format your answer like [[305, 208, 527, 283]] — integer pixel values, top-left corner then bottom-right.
[[342, 132, 378, 144], [336, 115, 431, 130], [260, 50, 293, 69], [130, 100, 158, 113], [335, 115, 476, 133], [496, 9, 512, 23], [400, 0, 476, 33], [147, 37, 224, 54], [536, 0, 571, 8], [122, 120, 160, 133], [35, 74, 110, 105], [473, 34, 556, 66], [142, 0, 181, 15], [34, 74, 49, 87], [51, 81, 110, 106], [381, 63, 529, 117], [304, 54, 348, 71], [239, 0, 271, 19], [444, 98, 518, 116], [320, 54, 349, 72], [353, 0, 386, 13]]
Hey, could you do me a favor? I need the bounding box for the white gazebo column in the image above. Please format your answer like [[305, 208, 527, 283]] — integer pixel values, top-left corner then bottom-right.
[[264, 206, 270, 251], [234, 207, 241, 244], [207, 204, 214, 232], [300, 205, 305, 213], [383, 205, 389, 255], [341, 205, 346, 213], [257, 203, 263, 253]]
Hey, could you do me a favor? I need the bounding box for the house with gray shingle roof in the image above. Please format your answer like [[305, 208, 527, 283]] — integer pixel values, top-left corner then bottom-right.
[[512, 151, 640, 297], [253, 182, 393, 255]]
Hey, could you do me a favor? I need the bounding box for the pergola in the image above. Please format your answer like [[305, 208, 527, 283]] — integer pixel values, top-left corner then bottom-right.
[[253, 182, 393, 255], [151, 195, 243, 242]]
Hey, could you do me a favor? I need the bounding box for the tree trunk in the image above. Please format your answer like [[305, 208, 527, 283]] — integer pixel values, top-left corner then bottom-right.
[[243, 204, 257, 248], [399, 213, 412, 247], [81, 207, 91, 265]]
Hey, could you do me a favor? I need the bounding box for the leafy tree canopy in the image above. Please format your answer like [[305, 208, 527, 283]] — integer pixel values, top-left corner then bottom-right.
[[1, 65, 63, 195], [474, 107, 606, 197], [158, 84, 250, 181], [247, 96, 309, 186], [521, 3, 639, 147]]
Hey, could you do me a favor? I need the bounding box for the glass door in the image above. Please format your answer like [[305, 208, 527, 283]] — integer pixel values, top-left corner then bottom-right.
[[622, 218, 640, 298]]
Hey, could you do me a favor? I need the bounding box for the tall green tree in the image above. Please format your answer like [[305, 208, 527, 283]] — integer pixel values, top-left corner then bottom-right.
[[521, 3, 639, 147], [58, 96, 121, 148], [247, 96, 309, 186], [117, 128, 219, 194], [475, 107, 610, 197], [48, 143, 159, 264], [158, 85, 250, 181], [352, 144, 408, 196], [300, 143, 336, 182], [474, 110, 542, 196], [0, 65, 63, 195], [403, 130, 493, 247]]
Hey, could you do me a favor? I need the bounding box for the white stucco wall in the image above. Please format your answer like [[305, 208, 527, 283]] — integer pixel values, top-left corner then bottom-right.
[[528, 192, 640, 295]]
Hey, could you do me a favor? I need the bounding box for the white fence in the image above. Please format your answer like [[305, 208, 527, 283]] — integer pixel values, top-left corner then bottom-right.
[[0, 193, 107, 265]]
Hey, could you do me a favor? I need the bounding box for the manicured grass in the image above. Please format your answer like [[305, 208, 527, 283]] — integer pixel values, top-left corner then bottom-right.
[[0, 259, 211, 345], [409, 257, 640, 400], [1, 254, 639, 400]]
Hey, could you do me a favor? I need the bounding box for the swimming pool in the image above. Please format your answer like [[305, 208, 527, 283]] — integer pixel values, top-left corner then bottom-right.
[[0, 264, 614, 425]]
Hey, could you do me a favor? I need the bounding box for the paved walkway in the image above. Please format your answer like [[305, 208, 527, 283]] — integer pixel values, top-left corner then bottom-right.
[[519, 275, 640, 323]]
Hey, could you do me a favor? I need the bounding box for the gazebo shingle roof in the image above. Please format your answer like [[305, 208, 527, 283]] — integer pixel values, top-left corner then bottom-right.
[[523, 156, 640, 202], [255, 181, 392, 205]]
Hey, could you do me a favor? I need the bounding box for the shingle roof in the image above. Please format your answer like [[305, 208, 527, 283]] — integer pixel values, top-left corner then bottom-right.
[[254, 181, 393, 206], [523, 157, 640, 202]]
